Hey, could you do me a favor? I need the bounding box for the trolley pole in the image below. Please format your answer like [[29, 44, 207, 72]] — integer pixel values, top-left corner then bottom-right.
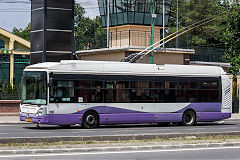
[[149, 0, 156, 64]]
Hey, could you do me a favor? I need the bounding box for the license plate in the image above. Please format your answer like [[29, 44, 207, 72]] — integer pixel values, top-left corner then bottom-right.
[[26, 119, 32, 122]]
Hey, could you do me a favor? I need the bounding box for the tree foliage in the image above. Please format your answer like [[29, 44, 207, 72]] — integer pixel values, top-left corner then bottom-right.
[[220, 2, 240, 77], [12, 23, 31, 41], [0, 80, 20, 100], [74, 3, 106, 50], [169, 0, 224, 46], [169, 0, 240, 76]]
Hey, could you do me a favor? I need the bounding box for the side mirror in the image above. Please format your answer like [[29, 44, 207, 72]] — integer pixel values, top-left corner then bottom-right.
[[49, 78, 53, 87]]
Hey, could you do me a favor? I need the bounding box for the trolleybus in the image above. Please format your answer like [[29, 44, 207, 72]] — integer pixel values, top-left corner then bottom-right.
[[20, 60, 231, 128]]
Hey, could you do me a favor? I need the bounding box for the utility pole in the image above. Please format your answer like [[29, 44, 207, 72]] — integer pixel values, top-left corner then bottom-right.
[[149, 0, 156, 64], [176, 0, 179, 48], [107, 0, 110, 48], [163, 0, 165, 48]]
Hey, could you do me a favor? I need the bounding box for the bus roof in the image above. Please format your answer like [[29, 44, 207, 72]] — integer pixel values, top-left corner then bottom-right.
[[24, 60, 226, 77]]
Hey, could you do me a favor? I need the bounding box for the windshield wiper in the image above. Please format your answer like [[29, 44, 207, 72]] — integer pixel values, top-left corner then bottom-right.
[[22, 102, 33, 105]]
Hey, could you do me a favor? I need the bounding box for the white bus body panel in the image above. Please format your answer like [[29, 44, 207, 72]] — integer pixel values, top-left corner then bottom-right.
[[47, 103, 191, 115]]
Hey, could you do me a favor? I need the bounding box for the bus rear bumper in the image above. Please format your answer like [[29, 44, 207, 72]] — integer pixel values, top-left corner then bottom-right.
[[197, 112, 231, 122]]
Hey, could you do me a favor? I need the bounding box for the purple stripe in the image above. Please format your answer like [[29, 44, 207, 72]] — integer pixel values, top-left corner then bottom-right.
[[100, 113, 183, 124], [100, 113, 156, 124], [19, 103, 230, 125], [20, 112, 231, 125]]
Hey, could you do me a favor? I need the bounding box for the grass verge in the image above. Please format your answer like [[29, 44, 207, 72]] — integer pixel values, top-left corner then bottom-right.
[[1, 135, 240, 149]]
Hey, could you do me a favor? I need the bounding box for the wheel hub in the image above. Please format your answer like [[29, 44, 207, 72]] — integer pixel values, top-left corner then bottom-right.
[[86, 115, 95, 125]]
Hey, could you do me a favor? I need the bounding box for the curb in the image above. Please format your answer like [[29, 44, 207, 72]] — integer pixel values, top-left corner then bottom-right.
[[1, 131, 240, 144], [0, 142, 240, 155]]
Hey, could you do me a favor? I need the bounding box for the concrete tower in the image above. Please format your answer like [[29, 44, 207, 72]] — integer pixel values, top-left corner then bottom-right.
[[30, 0, 74, 64]]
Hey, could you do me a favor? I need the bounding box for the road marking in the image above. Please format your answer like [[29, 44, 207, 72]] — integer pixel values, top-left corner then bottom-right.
[[29, 132, 53, 134], [0, 125, 17, 127], [1, 146, 240, 158], [218, 120, 225, 124]]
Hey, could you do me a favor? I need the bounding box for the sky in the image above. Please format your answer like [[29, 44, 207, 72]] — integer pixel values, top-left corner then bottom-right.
[[0, 0, 99, 32]]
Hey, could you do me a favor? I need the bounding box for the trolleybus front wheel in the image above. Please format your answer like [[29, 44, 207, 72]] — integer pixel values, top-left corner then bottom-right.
[[82, 111, 99, 129]]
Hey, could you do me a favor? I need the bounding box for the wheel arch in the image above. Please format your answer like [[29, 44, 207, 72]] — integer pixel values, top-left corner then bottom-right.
[[183, 108, 196, 114]]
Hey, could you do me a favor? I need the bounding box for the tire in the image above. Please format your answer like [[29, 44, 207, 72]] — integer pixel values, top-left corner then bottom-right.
[[82, 111, 99, 129], [182, 110, 196, 126]]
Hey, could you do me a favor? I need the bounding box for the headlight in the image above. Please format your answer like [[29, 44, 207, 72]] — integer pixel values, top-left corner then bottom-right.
[[37, 108, 43, 116]]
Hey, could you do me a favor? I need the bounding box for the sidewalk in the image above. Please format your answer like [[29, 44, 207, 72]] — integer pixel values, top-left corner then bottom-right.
[[229, 113, 240, 120], [0, 113, 239, 124], [0, 114, 23, 124]]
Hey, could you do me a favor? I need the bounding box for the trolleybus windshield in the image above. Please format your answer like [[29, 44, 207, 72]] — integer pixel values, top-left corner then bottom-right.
[[21, 71, 47, 105]]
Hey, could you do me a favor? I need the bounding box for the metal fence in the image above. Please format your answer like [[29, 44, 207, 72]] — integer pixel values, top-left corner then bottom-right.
[[75, 33, 107, 51], [191, 47, 226, 62], [232, 83, 239, 113], [0, 94, 20, 100]]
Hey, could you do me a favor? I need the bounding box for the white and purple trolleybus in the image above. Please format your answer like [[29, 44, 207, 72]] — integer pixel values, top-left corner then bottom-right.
[[20, 60, 231, 128]]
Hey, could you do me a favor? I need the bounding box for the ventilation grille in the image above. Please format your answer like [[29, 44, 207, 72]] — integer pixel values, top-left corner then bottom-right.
[[223, 86, 231, 109]]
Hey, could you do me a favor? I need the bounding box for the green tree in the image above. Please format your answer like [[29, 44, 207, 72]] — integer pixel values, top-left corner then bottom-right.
[[93, 16, 107, 49], [0, 80, 2, 95], [18, 83, 22, 98], [12, 23, 31, 41], [12, 85, 19, 98], [74, 3, 106, 50], [169, 0, 224, 46], [220, 3, 240, 77], [1, 80, 12, 99]]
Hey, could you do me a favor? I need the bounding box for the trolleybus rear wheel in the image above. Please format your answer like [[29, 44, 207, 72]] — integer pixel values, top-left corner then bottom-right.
[[182, 110, 196, 126]]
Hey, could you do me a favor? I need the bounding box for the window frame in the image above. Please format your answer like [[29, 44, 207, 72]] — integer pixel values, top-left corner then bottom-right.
[[49, 74, 222, 103], [0, 39, 5, 49]]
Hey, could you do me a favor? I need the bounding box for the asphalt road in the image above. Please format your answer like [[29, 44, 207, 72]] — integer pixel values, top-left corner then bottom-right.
[[0, 120, 239, 139], [1, 146, 240, 160]]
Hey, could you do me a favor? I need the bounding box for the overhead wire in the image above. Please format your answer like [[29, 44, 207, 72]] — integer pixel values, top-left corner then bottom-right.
[[120, 11, 227, 63]]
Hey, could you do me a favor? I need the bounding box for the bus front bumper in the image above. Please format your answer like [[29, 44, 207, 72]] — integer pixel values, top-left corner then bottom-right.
[[19, 113, 83, 125]]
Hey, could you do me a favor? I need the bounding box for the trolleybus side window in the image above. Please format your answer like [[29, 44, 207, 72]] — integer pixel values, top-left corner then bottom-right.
[[48, 75, 221, 103], [50, 80, 74, 102], [130, 80, 154, 103], [155, 81, 178, 103], [178, 81, 199, 103], [75, 80, 104, 103], [105, 80, 130, 103]]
